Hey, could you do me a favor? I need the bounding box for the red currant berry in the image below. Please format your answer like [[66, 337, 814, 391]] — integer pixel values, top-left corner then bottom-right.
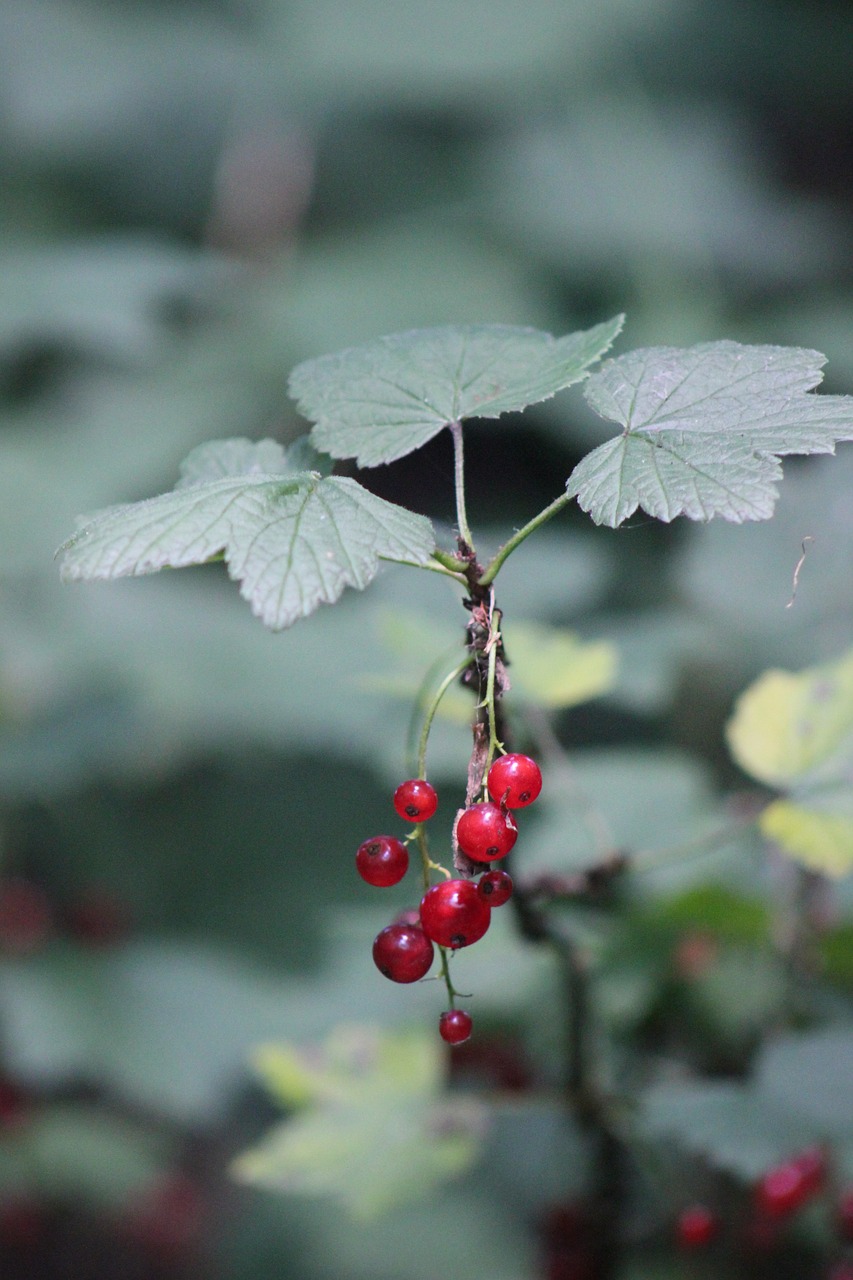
[[393, 907, 421, 927], [487, 753, 542, 808], [456, 802, 517, 862], [393, 778, 438, 822], [420, 879, 491, 949], [0, 879, 52, 956], [439, 1009, 473, 1045], [755, 1157, 816, 1218], [477, 869, 513, 906], [372, 922, 434, 982], [837, 1187, 853, 1242], [676, 1205, 718, 1250], [356, 836, 409, 887]]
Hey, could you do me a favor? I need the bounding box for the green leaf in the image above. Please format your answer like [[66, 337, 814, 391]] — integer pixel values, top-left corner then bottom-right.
[[233, 1025, 484, 1218], [760, 799, 853, 879], [290, 318, 624, 467], [58, 438, 434, 630], [10, 1104, 172, 1210], [507, 621, 617, 709], [642, 1028, 853, 1180], [567, 342, 853, 526]]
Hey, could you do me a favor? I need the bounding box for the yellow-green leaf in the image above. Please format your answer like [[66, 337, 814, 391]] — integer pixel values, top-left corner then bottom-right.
[[508, 622, 617, 709], [760, 800, 853, 878], [234, 1025, 484, 1218], [726, 649, 853, 786]]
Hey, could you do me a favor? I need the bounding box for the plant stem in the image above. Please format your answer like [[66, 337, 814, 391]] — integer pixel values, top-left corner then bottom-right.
[[479, 606, 503, 790], [478, 491, 573, 587], [449, 421, 474, 549]]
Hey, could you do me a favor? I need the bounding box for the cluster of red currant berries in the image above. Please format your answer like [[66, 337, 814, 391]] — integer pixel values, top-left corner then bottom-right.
[[675, 1146, 853, 1274], [356, 753, 543, 1046]]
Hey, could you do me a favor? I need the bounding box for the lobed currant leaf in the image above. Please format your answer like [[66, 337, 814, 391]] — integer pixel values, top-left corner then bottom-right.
[[289, 318, 624, 467], [58, 437, 435, 631], [567, 341, 853, 526]]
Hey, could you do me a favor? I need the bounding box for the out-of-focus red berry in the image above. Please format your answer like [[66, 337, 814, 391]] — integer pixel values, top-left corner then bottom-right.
[[676, 1204, 718, 1249], [0, 880, 52, 956], [755, 1149, 825, 1218]]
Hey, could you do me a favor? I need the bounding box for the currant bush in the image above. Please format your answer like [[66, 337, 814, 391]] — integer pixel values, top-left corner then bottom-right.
[[439, 1009, 473, 1045], [392, 778, 438, 822], [456, 802, 518, 862], [355, 835, 409, 887], [477, 869, 513, 906], [487, 753, 543, 808], [372, 922, 434, 982], [420, 879, 491, 949]]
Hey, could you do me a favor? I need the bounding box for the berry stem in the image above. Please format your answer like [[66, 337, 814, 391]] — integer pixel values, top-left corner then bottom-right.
[[478, 491, 574, 587], [449, 421, 474, 550], [416, 654, 475, 781], [437, 942, 461, 1006]]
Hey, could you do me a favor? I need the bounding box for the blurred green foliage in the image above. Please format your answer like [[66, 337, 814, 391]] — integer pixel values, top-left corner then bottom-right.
[[0, 0, 852, 1276]]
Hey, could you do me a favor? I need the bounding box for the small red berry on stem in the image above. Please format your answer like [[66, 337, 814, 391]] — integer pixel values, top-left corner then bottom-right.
[[393, 779, 438, 822], [439, 1009, 473, 1045], [477, 869, 513, 906], [356, 836, 409, 887], [676, 1204, 718, 1250], [372, 922, 434, 982], [420, 879, 491, 949], [456, 802, 517, 862], [487, 753, 542, 808]]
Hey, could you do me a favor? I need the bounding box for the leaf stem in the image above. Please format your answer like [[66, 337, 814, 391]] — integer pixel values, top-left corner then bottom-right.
[[393, 555, 468, 585], [431, 547, 468, 574], [449, 421, 474, 549], [478, 491, 573, 587]]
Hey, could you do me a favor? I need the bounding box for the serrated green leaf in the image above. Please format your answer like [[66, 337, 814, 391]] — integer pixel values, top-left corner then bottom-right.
[[290, 318, 623, 466], [640, 1080, 816, 1180], [567, 342, 853, 526], [58, 438, 434, 630], [760, 799, 853, 878], [726, 649, 853, 787], [234, 1026, 484, 1218], [642, 1028, 853, 1180]]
